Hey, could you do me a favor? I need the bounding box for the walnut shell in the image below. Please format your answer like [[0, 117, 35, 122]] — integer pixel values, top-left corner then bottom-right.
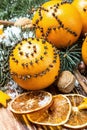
[[57, 71, 75, 93]]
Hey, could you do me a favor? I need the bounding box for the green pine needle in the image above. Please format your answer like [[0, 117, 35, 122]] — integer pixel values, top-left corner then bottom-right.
[[0, 0, 48, 20], [59, 42, 82, 72], [0, 43, 11, 88]]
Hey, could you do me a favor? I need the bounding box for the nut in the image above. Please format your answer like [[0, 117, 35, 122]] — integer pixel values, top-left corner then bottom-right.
[[57, 71, 75, 93]]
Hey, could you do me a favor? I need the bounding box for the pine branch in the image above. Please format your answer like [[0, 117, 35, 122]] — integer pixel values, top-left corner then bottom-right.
[[0, 0, 73, 20], [0, 0, 48, 20], [59, 42, 82, 72], [0, 43, 11, 88]]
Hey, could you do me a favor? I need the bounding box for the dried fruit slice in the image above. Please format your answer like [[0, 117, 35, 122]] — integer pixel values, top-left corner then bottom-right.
[[27, 95, 71, 126], [9, 91, 52, 114], [64, 94, 87, 129], [78, 97, 87, 110]]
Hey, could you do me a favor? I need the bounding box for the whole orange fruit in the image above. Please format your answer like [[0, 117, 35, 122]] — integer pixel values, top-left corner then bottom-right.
[[72, 0, 87, 34], [9, 38, 60, 90], [32, 1, 82, 48], [82, 36, 87, 65], [0, 25, 3, 35]]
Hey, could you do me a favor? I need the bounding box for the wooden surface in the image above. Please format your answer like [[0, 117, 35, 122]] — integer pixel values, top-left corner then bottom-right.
[[0, 106, 87, 130], [0, 106, 62, 130]]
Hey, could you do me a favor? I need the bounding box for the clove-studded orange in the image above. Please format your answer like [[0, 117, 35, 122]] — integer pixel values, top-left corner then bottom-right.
[[72, 0, 87, 34], [9, 38, 60, 90], [82, 36, 87, 65], [32, 1, 82, 48]]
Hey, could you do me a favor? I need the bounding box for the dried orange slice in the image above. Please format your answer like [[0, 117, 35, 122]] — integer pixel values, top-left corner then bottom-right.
[[78, 97, 87, 110], [27, 95, 71, 126], [64, 94, 87, 129], [9, 91, 52, 114]]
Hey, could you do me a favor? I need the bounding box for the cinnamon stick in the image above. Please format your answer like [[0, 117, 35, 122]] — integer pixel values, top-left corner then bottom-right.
[[0, 18, 33, 29], [0, 20, 14, 26], [74, 69, 87, 94]]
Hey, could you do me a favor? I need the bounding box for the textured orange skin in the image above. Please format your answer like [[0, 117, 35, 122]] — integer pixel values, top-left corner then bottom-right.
[[72, 0, 87, 34], [0, 25, 3, 35], [32, 1, 82, 48], [82, 37, 87, 65], [9, 38, 60, 90]]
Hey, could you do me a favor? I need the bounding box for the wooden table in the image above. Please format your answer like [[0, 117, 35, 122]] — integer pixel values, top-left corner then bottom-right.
[[0, 106, 87, 130], [0, 106, 63, 130]]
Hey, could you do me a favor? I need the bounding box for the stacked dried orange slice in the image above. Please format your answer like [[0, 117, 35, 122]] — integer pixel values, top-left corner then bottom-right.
[[9, 91, 71, 126], [9, 91, 87, 129], [27, 94, 71, 126], [9, 91, 53, 114], [64, 94, 87, 129]]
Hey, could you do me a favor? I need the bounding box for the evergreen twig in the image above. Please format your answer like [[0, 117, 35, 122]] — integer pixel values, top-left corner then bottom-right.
[[59, 42, 82, 72], [0, 42, 11, 88], [0, 0, 48, 20]]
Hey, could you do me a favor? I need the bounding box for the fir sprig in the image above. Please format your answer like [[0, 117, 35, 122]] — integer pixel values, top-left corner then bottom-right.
[[0, 0, 73, 20], [0, 43, 11, 88], [59, 42, 82, 72], [0, 0, 48, 20]]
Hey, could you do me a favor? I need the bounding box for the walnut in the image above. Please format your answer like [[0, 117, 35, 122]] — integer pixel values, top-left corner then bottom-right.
[[57, 71, 75, 93], [14, 17, 33, 29]]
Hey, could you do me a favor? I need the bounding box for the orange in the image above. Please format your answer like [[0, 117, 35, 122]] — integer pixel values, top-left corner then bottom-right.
[[9, 38, 60, 90], [27, 95, 71, 126], [64, 94, 87, 129], [9, 91, 53, 114], [0, 25, 3, 35], [72, 0, 87, 34], [32, 1, 82, 48], [82, 36, 87, 65]]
